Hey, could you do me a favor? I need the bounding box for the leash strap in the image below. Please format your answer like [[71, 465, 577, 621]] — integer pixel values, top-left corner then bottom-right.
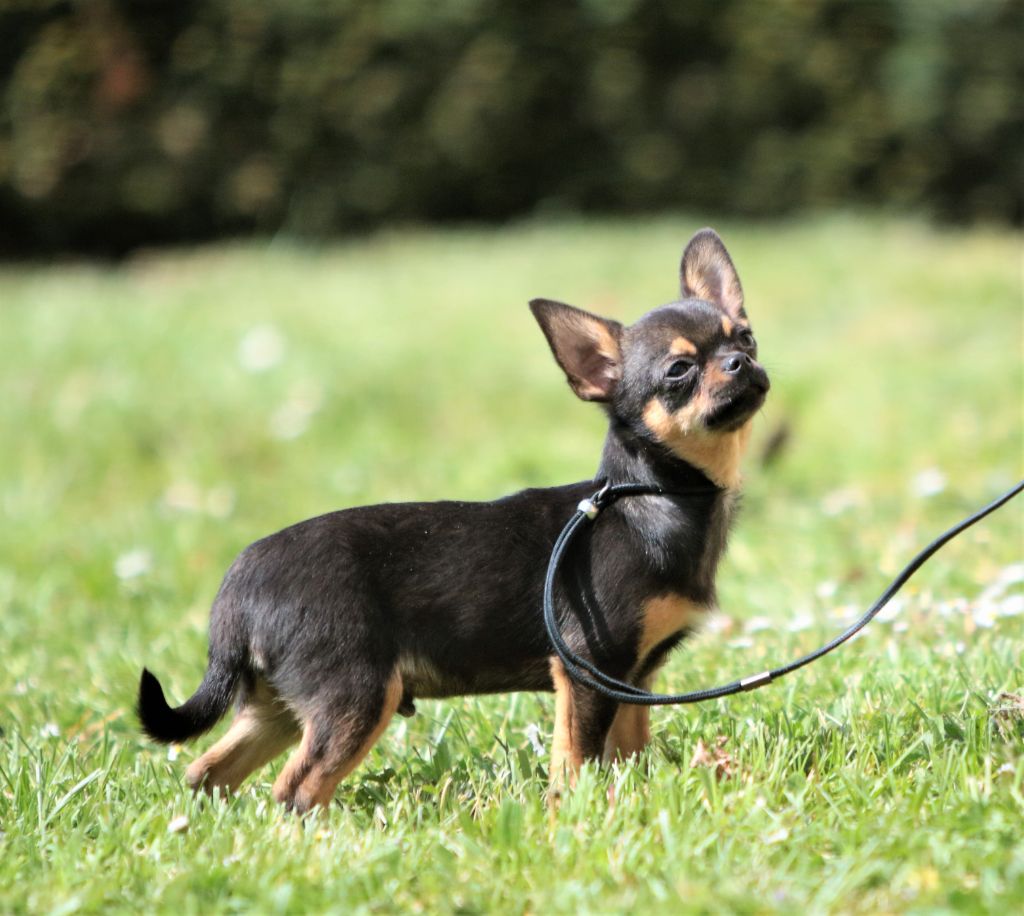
[[543, 479, 1024, 705]]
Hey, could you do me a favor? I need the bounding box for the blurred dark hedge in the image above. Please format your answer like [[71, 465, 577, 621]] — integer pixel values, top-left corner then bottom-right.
[[1, 0, 1020, 254]]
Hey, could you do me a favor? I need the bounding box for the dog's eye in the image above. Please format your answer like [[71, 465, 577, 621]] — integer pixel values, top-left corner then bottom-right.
[[738, 329, 756, 348], [665, 359, 695, 380]]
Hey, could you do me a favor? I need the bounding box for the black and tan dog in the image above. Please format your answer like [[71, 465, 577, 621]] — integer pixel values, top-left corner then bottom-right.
[[138, 229, 769, 813]]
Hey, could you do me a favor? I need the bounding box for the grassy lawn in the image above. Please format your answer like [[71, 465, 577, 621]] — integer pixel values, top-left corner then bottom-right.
[[1, 215, 1021, 914]]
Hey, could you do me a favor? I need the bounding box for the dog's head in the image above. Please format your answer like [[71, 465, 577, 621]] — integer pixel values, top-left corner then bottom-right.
[[531, 229, 769, 488]]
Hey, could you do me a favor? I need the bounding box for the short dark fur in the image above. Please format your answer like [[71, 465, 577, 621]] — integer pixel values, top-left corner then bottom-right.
[[138, 228, 769, 812]]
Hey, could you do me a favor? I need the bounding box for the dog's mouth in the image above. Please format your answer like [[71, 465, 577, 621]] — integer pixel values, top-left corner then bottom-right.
[[704, 380, 768, 431]]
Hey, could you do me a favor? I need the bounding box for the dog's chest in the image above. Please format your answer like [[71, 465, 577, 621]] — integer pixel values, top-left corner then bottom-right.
[[622, 489, 735, 590], [637, 593, 710, 660]]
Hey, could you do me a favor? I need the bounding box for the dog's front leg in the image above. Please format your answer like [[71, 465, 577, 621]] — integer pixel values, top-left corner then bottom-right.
[[602, 674, 654, 764], [548, 658, 617, 794]]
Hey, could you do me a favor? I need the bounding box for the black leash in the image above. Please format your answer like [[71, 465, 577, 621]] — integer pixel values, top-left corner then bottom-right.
[[544, 479, 1024, 705]]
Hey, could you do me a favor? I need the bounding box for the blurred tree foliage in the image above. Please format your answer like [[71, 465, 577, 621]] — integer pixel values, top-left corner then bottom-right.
[[1, 0, 1020, 253]]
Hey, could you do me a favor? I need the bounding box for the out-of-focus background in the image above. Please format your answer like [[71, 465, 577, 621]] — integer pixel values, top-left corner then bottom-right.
[[1, 0, 1020, 255], [2, 3, 1022, 914]]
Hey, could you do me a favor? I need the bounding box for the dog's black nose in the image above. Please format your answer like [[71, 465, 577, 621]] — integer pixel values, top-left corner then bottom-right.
[[721, 352, 770, 393], [721, 352, 751, 374]]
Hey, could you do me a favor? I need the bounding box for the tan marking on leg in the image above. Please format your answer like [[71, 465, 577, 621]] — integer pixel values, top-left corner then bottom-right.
[[603, 670, 655, 764], [187, 685, 300, 796], [297, 671, 403, 810], [601, 597, 708, 765], [272, 722, 317, 807], [669, 336, 698, 356], [603, 702, 651, 763], [604, 595, 710, 765], [721, 315, 734, 336], [548, 657, 582, 792], [643, 398, 752, 490], [275, 670, 404, 813]]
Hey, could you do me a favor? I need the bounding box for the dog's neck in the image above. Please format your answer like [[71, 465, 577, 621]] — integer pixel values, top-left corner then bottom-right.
[[597, 418, 724, 496], [595, 419, 735, 596]]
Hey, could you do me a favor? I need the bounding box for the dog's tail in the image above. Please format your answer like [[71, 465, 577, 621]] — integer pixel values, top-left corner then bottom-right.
[[137, 659, 240, 744]]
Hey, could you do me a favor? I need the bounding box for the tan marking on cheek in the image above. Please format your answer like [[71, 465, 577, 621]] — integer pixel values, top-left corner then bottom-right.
[[642, 397, 753, 490], [643, 398, 674, 439], [705, 362, 729, 388], [644, 397, 700, 439], [638, 594, 708, 659], [669, 336, 698, 356], [721, 315, 734, 336]]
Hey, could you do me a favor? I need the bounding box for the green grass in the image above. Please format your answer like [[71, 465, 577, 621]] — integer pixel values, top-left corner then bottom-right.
[[1, 215, 1021, 914]]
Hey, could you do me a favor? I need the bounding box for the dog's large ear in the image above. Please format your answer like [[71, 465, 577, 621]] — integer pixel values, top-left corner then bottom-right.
[[680, 228, 746, 321], [529, 299, 623, 402]]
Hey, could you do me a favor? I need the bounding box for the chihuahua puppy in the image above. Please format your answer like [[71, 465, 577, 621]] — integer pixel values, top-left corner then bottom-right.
[[138, 228, 768, 813]]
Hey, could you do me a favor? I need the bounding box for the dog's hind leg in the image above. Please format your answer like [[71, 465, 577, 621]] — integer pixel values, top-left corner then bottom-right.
[[186, 680, 300, 796], [272, 669, 403, 814]]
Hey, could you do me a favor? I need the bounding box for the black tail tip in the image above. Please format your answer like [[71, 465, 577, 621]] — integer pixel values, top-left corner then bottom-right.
[[138, 667, 163, 704], [137, 667, 174, 743]]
